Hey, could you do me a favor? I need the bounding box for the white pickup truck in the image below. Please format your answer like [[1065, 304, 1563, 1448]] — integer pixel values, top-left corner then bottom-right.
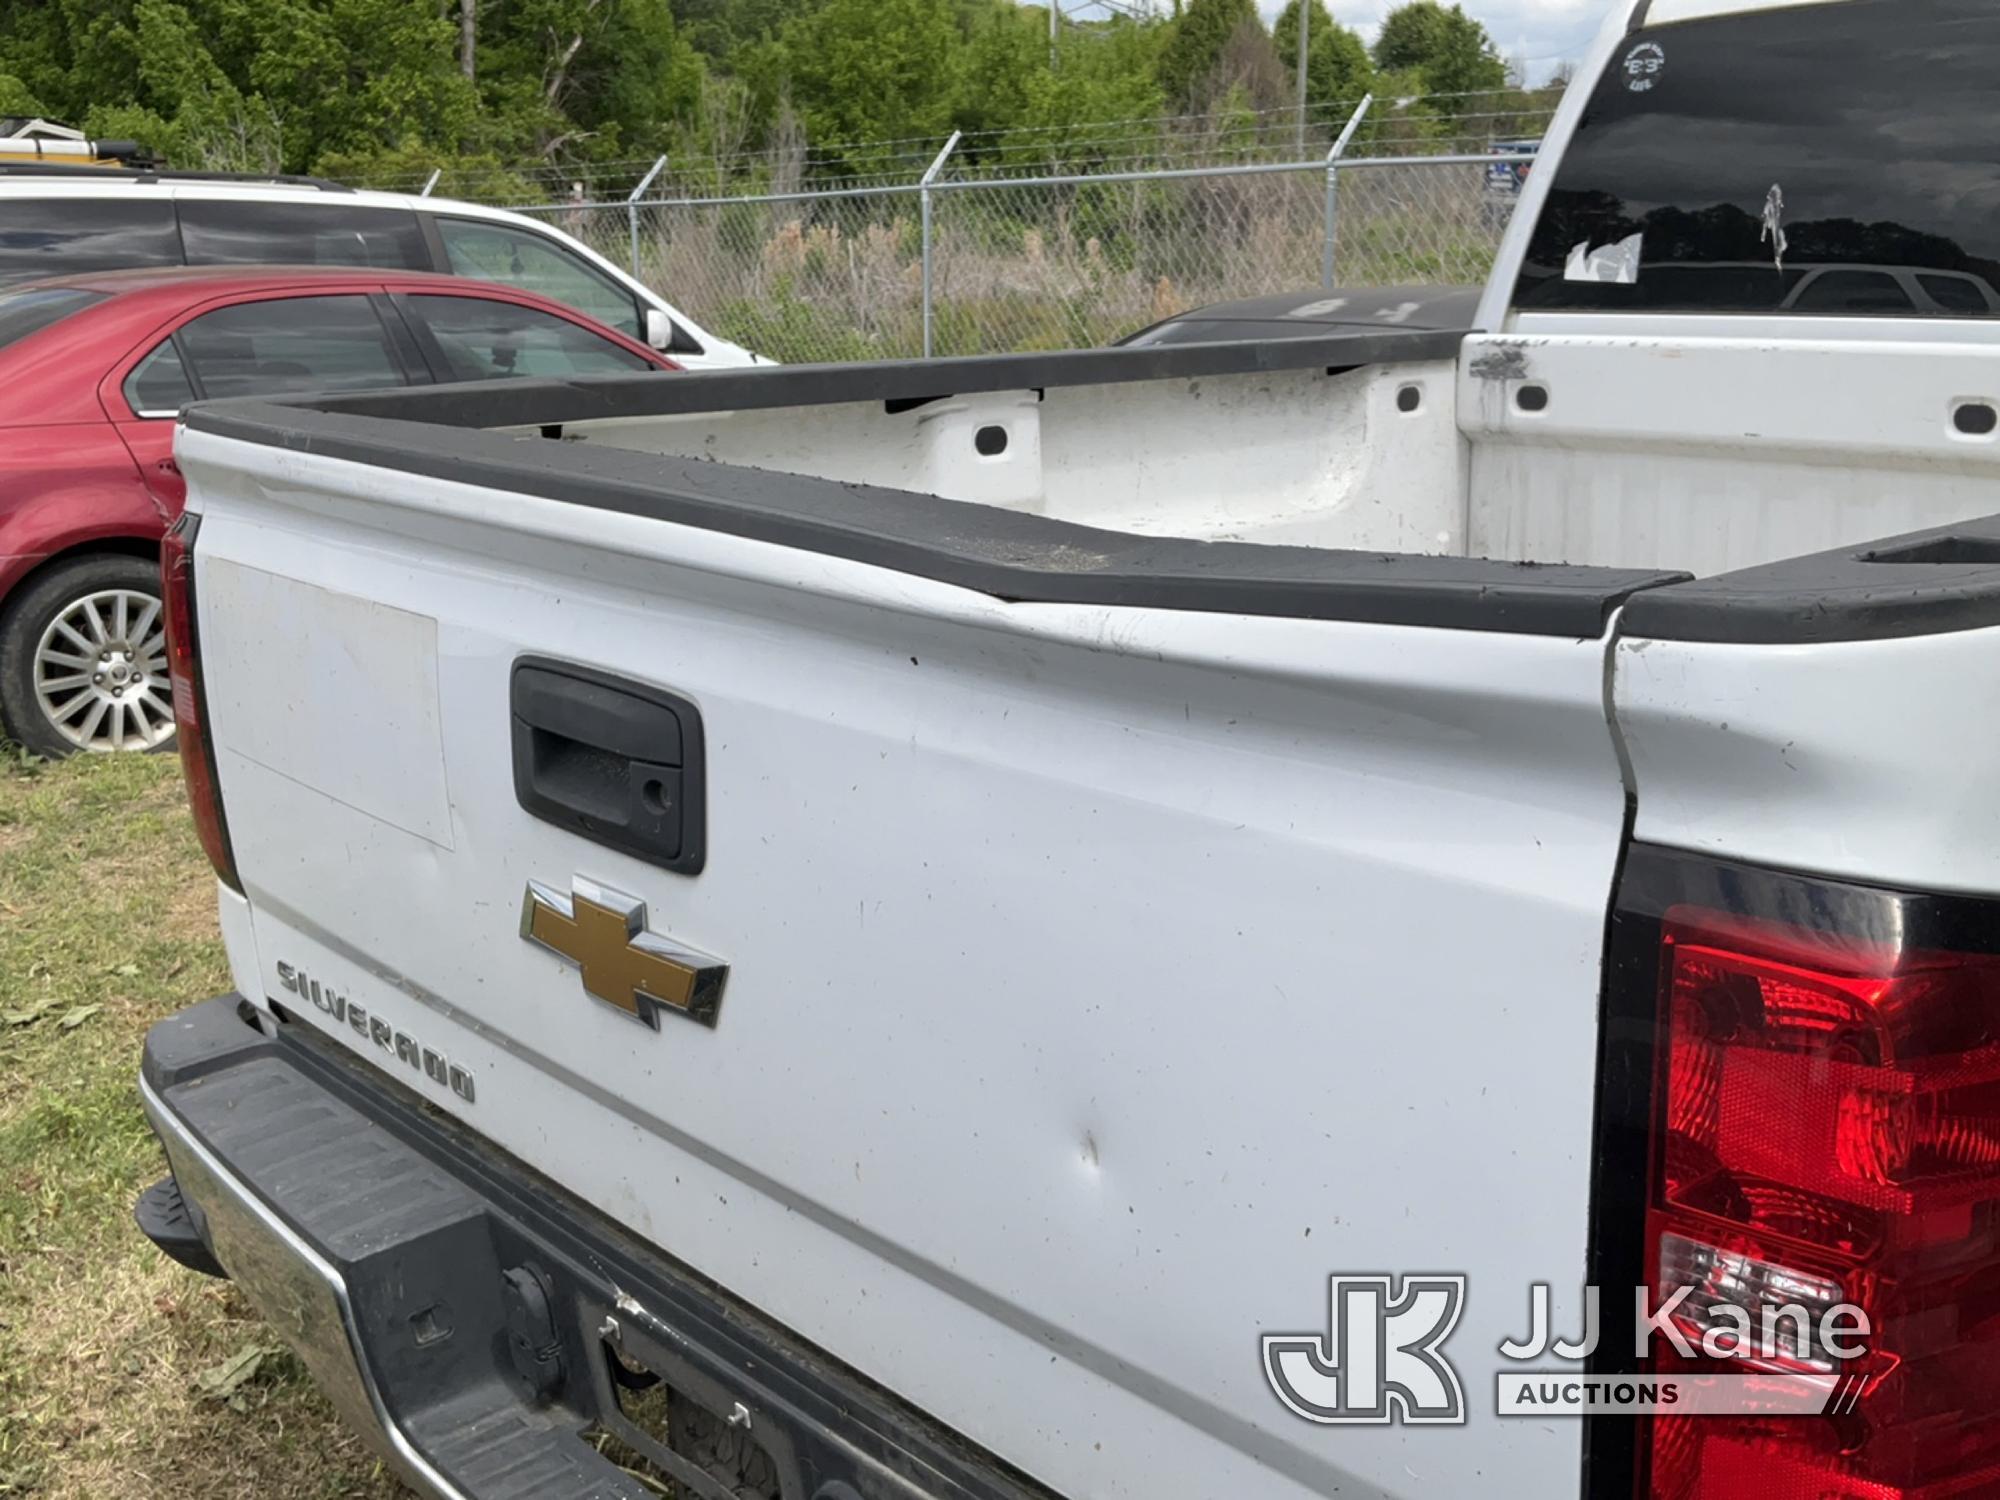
[[134, 2, 2000, 1497]]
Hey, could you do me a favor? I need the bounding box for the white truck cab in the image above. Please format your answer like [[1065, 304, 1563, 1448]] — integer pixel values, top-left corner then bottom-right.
[[0, 172, 764, 369], [133, 3, 2000, 1499]]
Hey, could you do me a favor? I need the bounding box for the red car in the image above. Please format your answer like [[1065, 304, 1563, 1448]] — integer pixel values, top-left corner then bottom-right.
[[0, 266, 676, 757]]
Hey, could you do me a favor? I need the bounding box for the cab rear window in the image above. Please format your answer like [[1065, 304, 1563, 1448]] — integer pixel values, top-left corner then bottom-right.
[[0, 287, 106, 353], [1516, 0, 2000, 318]]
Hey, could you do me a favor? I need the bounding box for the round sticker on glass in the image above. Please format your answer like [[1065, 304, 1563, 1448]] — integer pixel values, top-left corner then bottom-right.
[[1623, 41, 1666, 92]]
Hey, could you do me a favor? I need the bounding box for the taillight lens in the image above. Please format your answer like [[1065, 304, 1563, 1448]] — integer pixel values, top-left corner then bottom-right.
[[161, 513, 240, 893], [1639, 888, 2000, 1498]]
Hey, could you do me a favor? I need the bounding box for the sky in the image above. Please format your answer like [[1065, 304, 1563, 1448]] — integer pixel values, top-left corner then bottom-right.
[[1326, 0, 1618, 82], [1057, 0, 1621, 87]]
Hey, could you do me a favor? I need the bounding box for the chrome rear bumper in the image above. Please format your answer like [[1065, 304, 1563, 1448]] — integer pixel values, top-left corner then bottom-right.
[[142, 1072, 467, 1499]]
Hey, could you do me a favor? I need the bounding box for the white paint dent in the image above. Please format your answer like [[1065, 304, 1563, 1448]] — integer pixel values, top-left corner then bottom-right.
[[1616, 622, 2000, 898], [216, 880, 263, 1005]]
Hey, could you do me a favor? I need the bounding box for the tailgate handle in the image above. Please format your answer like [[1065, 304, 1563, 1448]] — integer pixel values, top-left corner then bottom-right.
[[510, 659, 706, 876]]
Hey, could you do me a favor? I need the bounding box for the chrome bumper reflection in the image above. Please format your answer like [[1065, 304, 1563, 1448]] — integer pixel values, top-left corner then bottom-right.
[[139, 1076, 467, 1500]]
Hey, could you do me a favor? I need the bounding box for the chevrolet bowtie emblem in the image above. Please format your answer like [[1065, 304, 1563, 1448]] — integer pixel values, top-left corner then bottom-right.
[[521, 879, 727, 1029]]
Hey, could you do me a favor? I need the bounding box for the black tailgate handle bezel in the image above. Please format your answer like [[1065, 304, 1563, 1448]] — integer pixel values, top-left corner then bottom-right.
[[510, 657, 706, 876]]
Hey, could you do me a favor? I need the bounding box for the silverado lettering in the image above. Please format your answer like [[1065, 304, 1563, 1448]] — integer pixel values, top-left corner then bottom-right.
[[275, 960, 475, 1104]]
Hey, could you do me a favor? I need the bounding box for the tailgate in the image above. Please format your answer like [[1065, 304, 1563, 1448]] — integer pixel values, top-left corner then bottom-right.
[[175, 406, 1667, 1500]]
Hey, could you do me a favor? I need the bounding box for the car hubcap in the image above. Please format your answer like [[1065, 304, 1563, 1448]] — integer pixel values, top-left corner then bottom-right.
[[34, 588, 174, 753]]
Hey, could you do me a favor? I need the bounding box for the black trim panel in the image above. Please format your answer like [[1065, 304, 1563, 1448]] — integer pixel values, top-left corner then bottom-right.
[[221, 326, 1471, 429], [1623, 510, 2000, 644], [182, 334, 1688, 639]]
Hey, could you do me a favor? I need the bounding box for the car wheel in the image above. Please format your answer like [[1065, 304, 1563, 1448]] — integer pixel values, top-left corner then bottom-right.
[[0, 554, 175, 759]]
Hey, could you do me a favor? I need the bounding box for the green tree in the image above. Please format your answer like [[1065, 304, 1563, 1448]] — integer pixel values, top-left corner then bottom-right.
[[1373, 0, 1451, 71], [1371, 1, 1504, 103], [954, 3, 1165, 166], [472, 0, 705, 163], [780, 0, 965, 154], [0, 0, 480, 173], [1155, 0, 1259, 107], [1271, 0, 1373, 127], [0, 72, 43, 115]]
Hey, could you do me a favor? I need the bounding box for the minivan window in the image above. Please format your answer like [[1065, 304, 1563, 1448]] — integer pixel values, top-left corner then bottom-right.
[[0, 287, 106, 353], [176, 296, 411, 400], [433, 218, 642, 338], [179, 200, 431, 271], [0, 201, 180, 287], [1516, 0, 2000, 318]]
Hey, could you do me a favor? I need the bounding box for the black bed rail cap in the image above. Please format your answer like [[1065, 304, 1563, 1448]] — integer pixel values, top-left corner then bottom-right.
[[243, 326, 1473, 431], [182, 394, 1684, 641], [1624, 510, 2000, 645]]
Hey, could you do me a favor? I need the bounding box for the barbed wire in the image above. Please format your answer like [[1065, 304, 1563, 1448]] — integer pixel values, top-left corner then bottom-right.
[[343, 83, 1565, 198]]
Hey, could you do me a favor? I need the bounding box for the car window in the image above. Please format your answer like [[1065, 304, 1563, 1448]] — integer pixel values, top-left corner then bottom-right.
[[1920, 274, 1992, 314], [179, 200, 431, 271], [1516, 0, 2000, 318], [0, 200, 180, 287], [1787, 270, 1915, 315], [176, 296, 410, 400], [0, 286, 107, 353], [123, 340, 197, 416], [433, 218, 641, 338], [403, 294, 653, 381]]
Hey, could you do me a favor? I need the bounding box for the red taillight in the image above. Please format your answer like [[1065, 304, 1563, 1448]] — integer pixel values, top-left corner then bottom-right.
[[162, 513, 239, 893], [1640, 892, 2000, 1498]]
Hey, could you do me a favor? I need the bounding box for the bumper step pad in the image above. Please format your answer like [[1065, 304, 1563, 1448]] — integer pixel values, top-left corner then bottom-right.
[[136, 997, 1052, 1500], [134, 1173, 226, 1279]]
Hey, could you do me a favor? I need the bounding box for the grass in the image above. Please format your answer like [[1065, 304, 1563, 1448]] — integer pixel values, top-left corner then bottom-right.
[[0, 750, 407, 1499]]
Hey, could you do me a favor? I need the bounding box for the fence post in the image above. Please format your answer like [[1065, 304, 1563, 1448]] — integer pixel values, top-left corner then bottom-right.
[[627, 155, 669, 279], [419, 168, 441, 198], [1293, 0, 1310, 150], [1321, 94, 1373, 289], [919, 131, 962, 359]]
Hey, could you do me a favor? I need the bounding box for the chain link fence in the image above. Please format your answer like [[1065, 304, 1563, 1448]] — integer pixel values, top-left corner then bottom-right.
[[515, 148, 1531, 364]]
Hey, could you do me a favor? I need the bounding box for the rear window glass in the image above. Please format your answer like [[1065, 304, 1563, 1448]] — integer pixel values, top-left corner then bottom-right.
[[403, 294, 652, 379], [179, 200, 431, 271], [0, 286, 106, 353], [1516, 0, 2000, 318], [123, 339, 196, 415], [0, 200, 180, 287], [177, 295, 410, 400]]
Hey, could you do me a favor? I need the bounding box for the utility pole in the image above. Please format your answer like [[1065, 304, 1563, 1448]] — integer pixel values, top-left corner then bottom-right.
[[1049, 0, 1059, 70], [1294, 0, 1310, 149]]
